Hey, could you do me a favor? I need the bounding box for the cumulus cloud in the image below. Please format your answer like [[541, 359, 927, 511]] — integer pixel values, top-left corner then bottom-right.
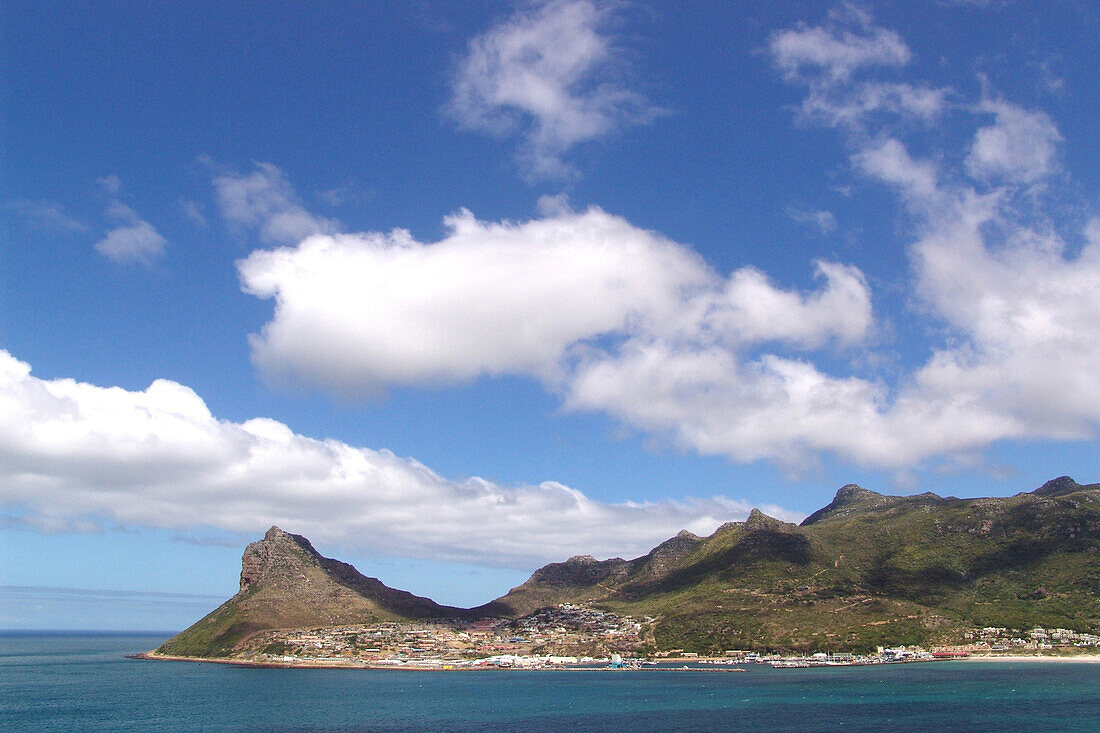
[[564, 338, 1026, 468], [213, 162, 339, 245], [448, 0, 657, 179], [886, 154, 1100, 441], [220, 11, 1099, 473], [238, 207, 872, 394], [852, 137, 941, 202], [0, 350, 797, 567], [94, 177, 167, 266]]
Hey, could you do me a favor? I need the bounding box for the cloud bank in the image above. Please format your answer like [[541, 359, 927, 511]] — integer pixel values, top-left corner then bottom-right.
[[0, 350, 792, 567]]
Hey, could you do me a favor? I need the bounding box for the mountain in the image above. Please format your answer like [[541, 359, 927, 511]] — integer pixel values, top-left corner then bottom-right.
[[157, 527, 467, 657], [159, 476, 1100, 657], [491, 476, 1100, 652]]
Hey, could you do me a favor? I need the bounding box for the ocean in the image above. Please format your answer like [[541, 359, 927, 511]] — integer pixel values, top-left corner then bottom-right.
[[3, 632, 1099, 732]]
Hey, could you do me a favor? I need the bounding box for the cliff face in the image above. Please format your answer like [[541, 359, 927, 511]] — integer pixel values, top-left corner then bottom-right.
[[239, 526, 313, 592]]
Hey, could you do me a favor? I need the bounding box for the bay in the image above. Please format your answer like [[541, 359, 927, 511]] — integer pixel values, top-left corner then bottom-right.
[[3, 633, 1099, 732]]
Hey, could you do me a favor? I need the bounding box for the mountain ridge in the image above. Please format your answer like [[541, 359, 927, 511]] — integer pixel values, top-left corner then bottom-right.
[[158, 475, 1100, 656]]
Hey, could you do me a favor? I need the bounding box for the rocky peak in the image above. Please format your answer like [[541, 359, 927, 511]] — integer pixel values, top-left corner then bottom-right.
[[649, 530, 701, 559], [800, 484, 891, 526], [239, 526, 320, 593], [639, 529, 702, 580], [834, 484, 881, 505], [1035, 476, 1080, 497], [745, 508, 782, 530], [532, 554, 627, 589]]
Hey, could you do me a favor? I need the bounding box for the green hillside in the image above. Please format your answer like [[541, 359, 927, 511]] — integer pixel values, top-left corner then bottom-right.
[[491, 477, 1100, 653]]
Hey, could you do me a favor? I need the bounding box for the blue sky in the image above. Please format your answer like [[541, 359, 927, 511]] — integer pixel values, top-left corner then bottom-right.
[[2, 1, 1099, 630]]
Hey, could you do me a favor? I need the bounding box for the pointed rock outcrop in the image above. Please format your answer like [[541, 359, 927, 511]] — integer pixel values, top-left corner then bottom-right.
[[157, 526, 463, 657], [801, 484, 897, 525], [1034, 476, 1081, 497]]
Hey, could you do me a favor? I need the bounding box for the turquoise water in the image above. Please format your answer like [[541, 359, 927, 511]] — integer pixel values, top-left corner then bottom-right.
[[3, 633, 1100, 731]]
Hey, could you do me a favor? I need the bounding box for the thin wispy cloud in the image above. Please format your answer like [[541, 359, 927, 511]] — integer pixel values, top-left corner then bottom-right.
[[94, 176, 168, 266], [4, 199, 88, 234], [212, 162, 339, 245], [448, 0, 659, 180], [179, 199, 208, 228], [786, 206, 837, 233]]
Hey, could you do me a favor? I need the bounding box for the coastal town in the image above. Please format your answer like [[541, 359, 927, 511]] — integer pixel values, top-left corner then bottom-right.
[[242, 604, 649, 669], [197, 604, 1100, 671]]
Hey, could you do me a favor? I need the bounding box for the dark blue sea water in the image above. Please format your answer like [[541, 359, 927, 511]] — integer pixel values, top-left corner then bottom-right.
[[4, 633, 1100, 732]]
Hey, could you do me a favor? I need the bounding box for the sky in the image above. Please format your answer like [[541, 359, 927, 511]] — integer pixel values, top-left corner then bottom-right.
[[2, 0, 1099, 630]]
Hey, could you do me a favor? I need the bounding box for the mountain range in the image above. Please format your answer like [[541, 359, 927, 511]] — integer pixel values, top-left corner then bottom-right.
[[158, 476, 1100, 656]]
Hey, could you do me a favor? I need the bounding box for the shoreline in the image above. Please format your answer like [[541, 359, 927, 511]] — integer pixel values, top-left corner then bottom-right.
[[131, 652, 630, 672], [132, 651, 1100, 671], [957, 654, 1100, 663]]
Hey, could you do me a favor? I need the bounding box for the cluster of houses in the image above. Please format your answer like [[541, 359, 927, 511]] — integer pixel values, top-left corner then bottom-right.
[[504, 603, 647, 648], [242, 611, 1100, 669], [247, 604, 650, 668], [957, 625, 1100, 652]]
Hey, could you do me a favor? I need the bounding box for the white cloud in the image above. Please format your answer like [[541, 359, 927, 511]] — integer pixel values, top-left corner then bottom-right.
[[97, 174, 121, 195], [770, 7, 910, 82], [238, 207, 872, 394], [775, 16, 1100, 466], [0, 350, 798, 568], [852, 137, 941, 203], [95, 221, 168, 267], [222, 12, 1100, 474], [563, 337, 1026, 468], [212, 162, 339, 245], [448, 0, 657, 179], [94, 177, 167, 266], [799, 81, 947, 128], [900, 182, 1100, 441], [770, 9, 947, 134], [703, 262, 873, 349], [965, 99, 1062, 185]]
